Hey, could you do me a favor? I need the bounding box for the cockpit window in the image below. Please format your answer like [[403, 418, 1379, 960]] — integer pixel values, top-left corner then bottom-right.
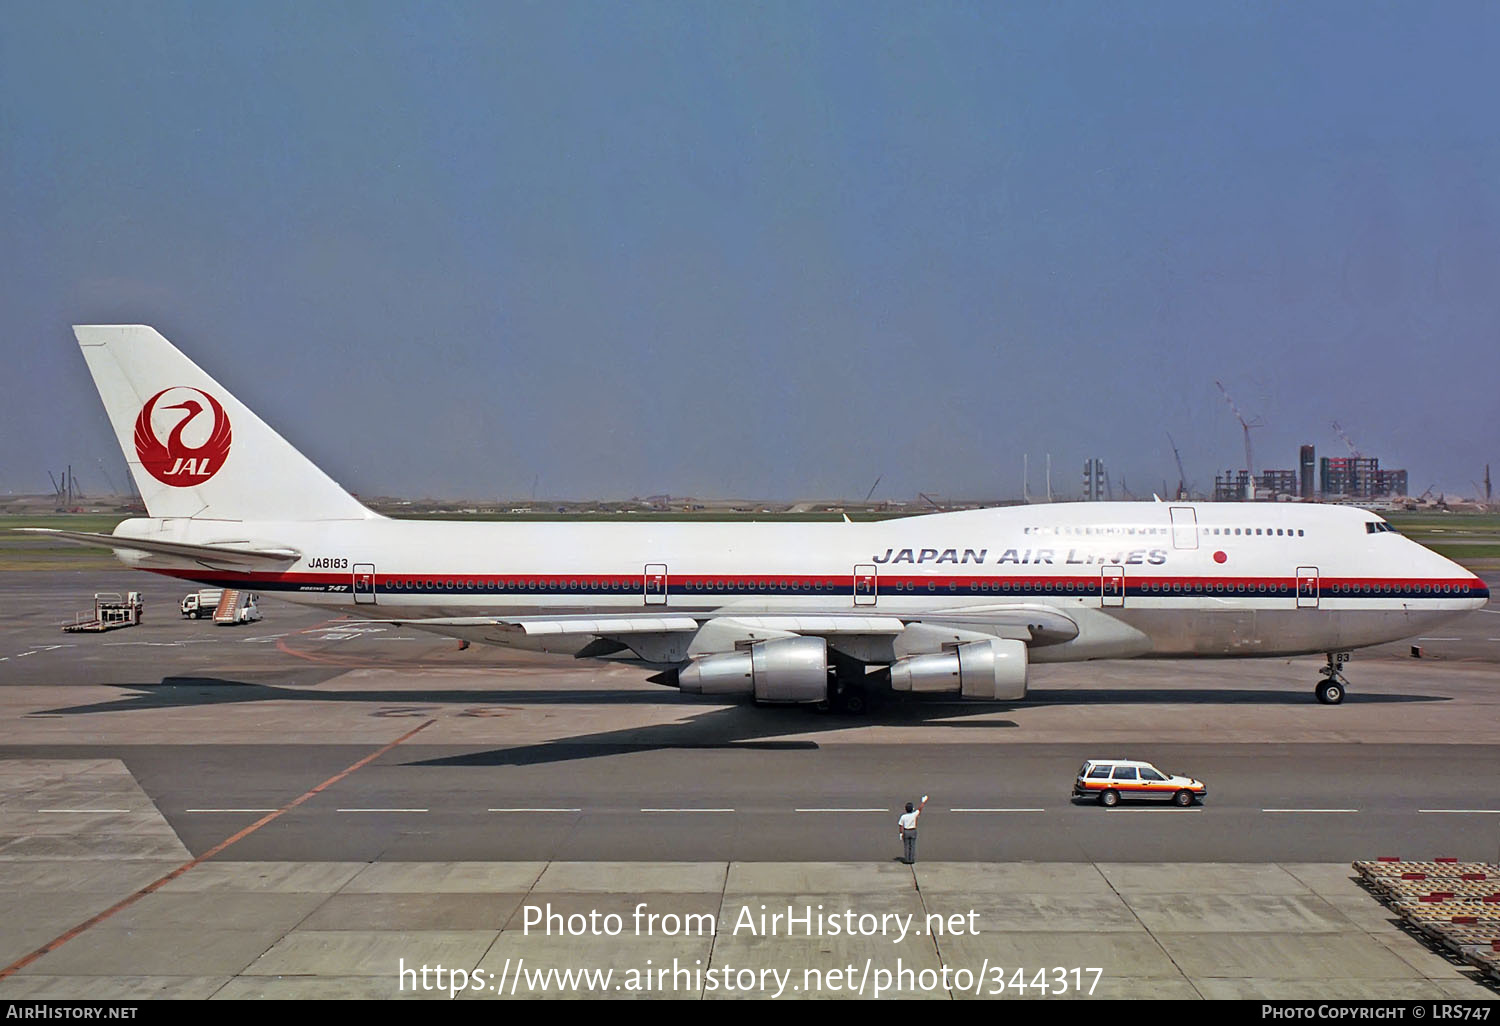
[[1365, 522, 1397, 534]]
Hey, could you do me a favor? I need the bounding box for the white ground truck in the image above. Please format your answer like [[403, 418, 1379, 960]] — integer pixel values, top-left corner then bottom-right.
[[180, 589, 261, 625], [180, 589, 224, 619]]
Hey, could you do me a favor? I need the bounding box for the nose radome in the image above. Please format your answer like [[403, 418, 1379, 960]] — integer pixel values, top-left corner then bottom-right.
[[1439, 555, 1489, 606], [1406, 538, 1489, 605], [1464, 572, 1490, 606]]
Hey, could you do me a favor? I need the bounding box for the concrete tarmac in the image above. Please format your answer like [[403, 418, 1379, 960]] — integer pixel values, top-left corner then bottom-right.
[[2, 569, 1498, 998]]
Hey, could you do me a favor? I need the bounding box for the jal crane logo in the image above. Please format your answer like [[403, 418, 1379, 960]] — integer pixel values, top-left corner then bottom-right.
[[133, 387, 232, 486]]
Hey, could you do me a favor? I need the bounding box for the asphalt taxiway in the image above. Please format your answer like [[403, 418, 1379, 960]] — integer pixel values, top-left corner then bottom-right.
[[2, 569, 1498, 998]]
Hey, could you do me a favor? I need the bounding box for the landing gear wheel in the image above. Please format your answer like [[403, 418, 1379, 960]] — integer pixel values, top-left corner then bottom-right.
[[1173, 789, 1194, 807], [1315, 652, 1351, 705], [1099, 789, 1120, 808], [830, 686, 868, 715]]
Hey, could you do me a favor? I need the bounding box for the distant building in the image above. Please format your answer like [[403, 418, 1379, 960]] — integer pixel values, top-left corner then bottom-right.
[[1214, 470, 1251, 502], [1210, 445, 1407, 503], [1373, 468, 1407, 497], [1082, 458, 1105, 502], [1320, 457, 1406, 499], [1257, 470, 1298, 498]]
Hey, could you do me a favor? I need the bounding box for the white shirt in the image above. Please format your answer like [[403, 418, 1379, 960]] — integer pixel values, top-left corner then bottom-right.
[[898, 811, 919, 831]]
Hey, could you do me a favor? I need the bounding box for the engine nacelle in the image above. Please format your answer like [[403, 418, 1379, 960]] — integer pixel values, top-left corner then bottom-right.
[[889, 639, 1028, 700], [677, 636, 830, 704]]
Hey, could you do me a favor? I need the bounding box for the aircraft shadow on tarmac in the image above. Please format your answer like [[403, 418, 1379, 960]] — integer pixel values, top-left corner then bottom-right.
[[33, 675, 1446, 717], [29, 674, 1448, 768], [36, 677, 681, 713], [405, 686, 1447, 768]]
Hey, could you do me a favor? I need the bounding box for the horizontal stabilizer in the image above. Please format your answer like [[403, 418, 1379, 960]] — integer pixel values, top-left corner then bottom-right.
[[19, 528, 301, 568]]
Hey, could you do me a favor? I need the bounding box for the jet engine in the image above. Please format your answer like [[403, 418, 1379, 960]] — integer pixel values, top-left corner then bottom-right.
[[889, 639, 1028, 700], [676, 635, 831, 704]]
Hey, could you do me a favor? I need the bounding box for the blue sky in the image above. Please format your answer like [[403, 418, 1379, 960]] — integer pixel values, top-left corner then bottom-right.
[[4, 2, 1497, 501]]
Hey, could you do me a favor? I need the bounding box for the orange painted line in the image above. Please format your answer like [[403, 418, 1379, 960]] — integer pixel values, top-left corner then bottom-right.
[[272, 617, 460, 669], [0, 717, 436, 980]]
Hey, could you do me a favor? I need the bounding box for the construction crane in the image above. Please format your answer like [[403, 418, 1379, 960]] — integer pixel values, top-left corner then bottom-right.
[[1331, 421, 1362, 459], [94, 458, 124, 499], [48, 466, 84, 507], [1166, 433, 1189, 501], [1215, 381, 1263, 500]]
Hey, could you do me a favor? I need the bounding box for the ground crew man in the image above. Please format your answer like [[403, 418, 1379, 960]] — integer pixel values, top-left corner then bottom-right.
[[897, 794, 929, 864]]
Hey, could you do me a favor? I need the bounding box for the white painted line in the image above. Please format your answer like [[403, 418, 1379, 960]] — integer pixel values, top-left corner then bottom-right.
[[38, 809, 131, 814], [488, 808, 581, 813], [640, 808, 735, 813], [185, 808, 279, 814], [1417, 637, 1463, 641], [309, 636, 435, 643], [336, 808, 428, 813], [794, 807, 889, 813], [1263, 808, 1358, 813], [950, 808, 1045, 813], [1419, 809, 1500, 814]]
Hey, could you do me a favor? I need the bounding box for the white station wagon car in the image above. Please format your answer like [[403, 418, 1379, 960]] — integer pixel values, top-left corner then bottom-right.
[[1073, 759, 1207, 807]]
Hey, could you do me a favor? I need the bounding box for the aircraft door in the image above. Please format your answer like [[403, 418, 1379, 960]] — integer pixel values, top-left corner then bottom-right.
[[853, 564, 877, 606], [1100, 565, 1124, 607], [1296, 566, 1319, 609], [1170, 506, 1199, 549], [352, 564, 376, 605], [644, 564, 668, 606]]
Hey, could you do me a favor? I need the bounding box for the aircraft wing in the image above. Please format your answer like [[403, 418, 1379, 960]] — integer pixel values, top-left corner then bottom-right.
[[379, 614, 703, 637], [17, 528, 301, 568], [375, 604, 1079, 657]]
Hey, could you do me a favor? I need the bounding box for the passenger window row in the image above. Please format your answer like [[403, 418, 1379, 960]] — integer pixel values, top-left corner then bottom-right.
[[1206, 527, 1304, 537]]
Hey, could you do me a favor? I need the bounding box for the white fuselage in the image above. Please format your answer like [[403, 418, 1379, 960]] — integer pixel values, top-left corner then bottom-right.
[[113, 501, 1487, 663]]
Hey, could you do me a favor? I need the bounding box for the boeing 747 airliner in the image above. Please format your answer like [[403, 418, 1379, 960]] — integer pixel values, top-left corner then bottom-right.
[[32, 326, 1489, 709]]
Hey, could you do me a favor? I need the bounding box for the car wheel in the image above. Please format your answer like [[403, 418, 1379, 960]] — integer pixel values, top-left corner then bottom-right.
[[1173, 789, 1193, 807], [1099, 789, 1119, 808]]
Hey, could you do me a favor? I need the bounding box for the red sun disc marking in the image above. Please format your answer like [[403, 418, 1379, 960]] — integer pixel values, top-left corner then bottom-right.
[[1213, 550, 1228, 563], [133, 388, 232, 487]]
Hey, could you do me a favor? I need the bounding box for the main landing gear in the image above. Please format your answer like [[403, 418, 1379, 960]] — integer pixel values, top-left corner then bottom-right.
[[1316, 652, 1351, 705]]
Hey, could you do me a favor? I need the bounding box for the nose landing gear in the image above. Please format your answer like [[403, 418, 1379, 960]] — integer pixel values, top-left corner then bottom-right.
[[1316, 651, 1351, 704]]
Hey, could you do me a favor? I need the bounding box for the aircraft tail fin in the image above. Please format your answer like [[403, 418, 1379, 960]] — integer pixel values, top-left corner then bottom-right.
[[74, 325, 375, 521]]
